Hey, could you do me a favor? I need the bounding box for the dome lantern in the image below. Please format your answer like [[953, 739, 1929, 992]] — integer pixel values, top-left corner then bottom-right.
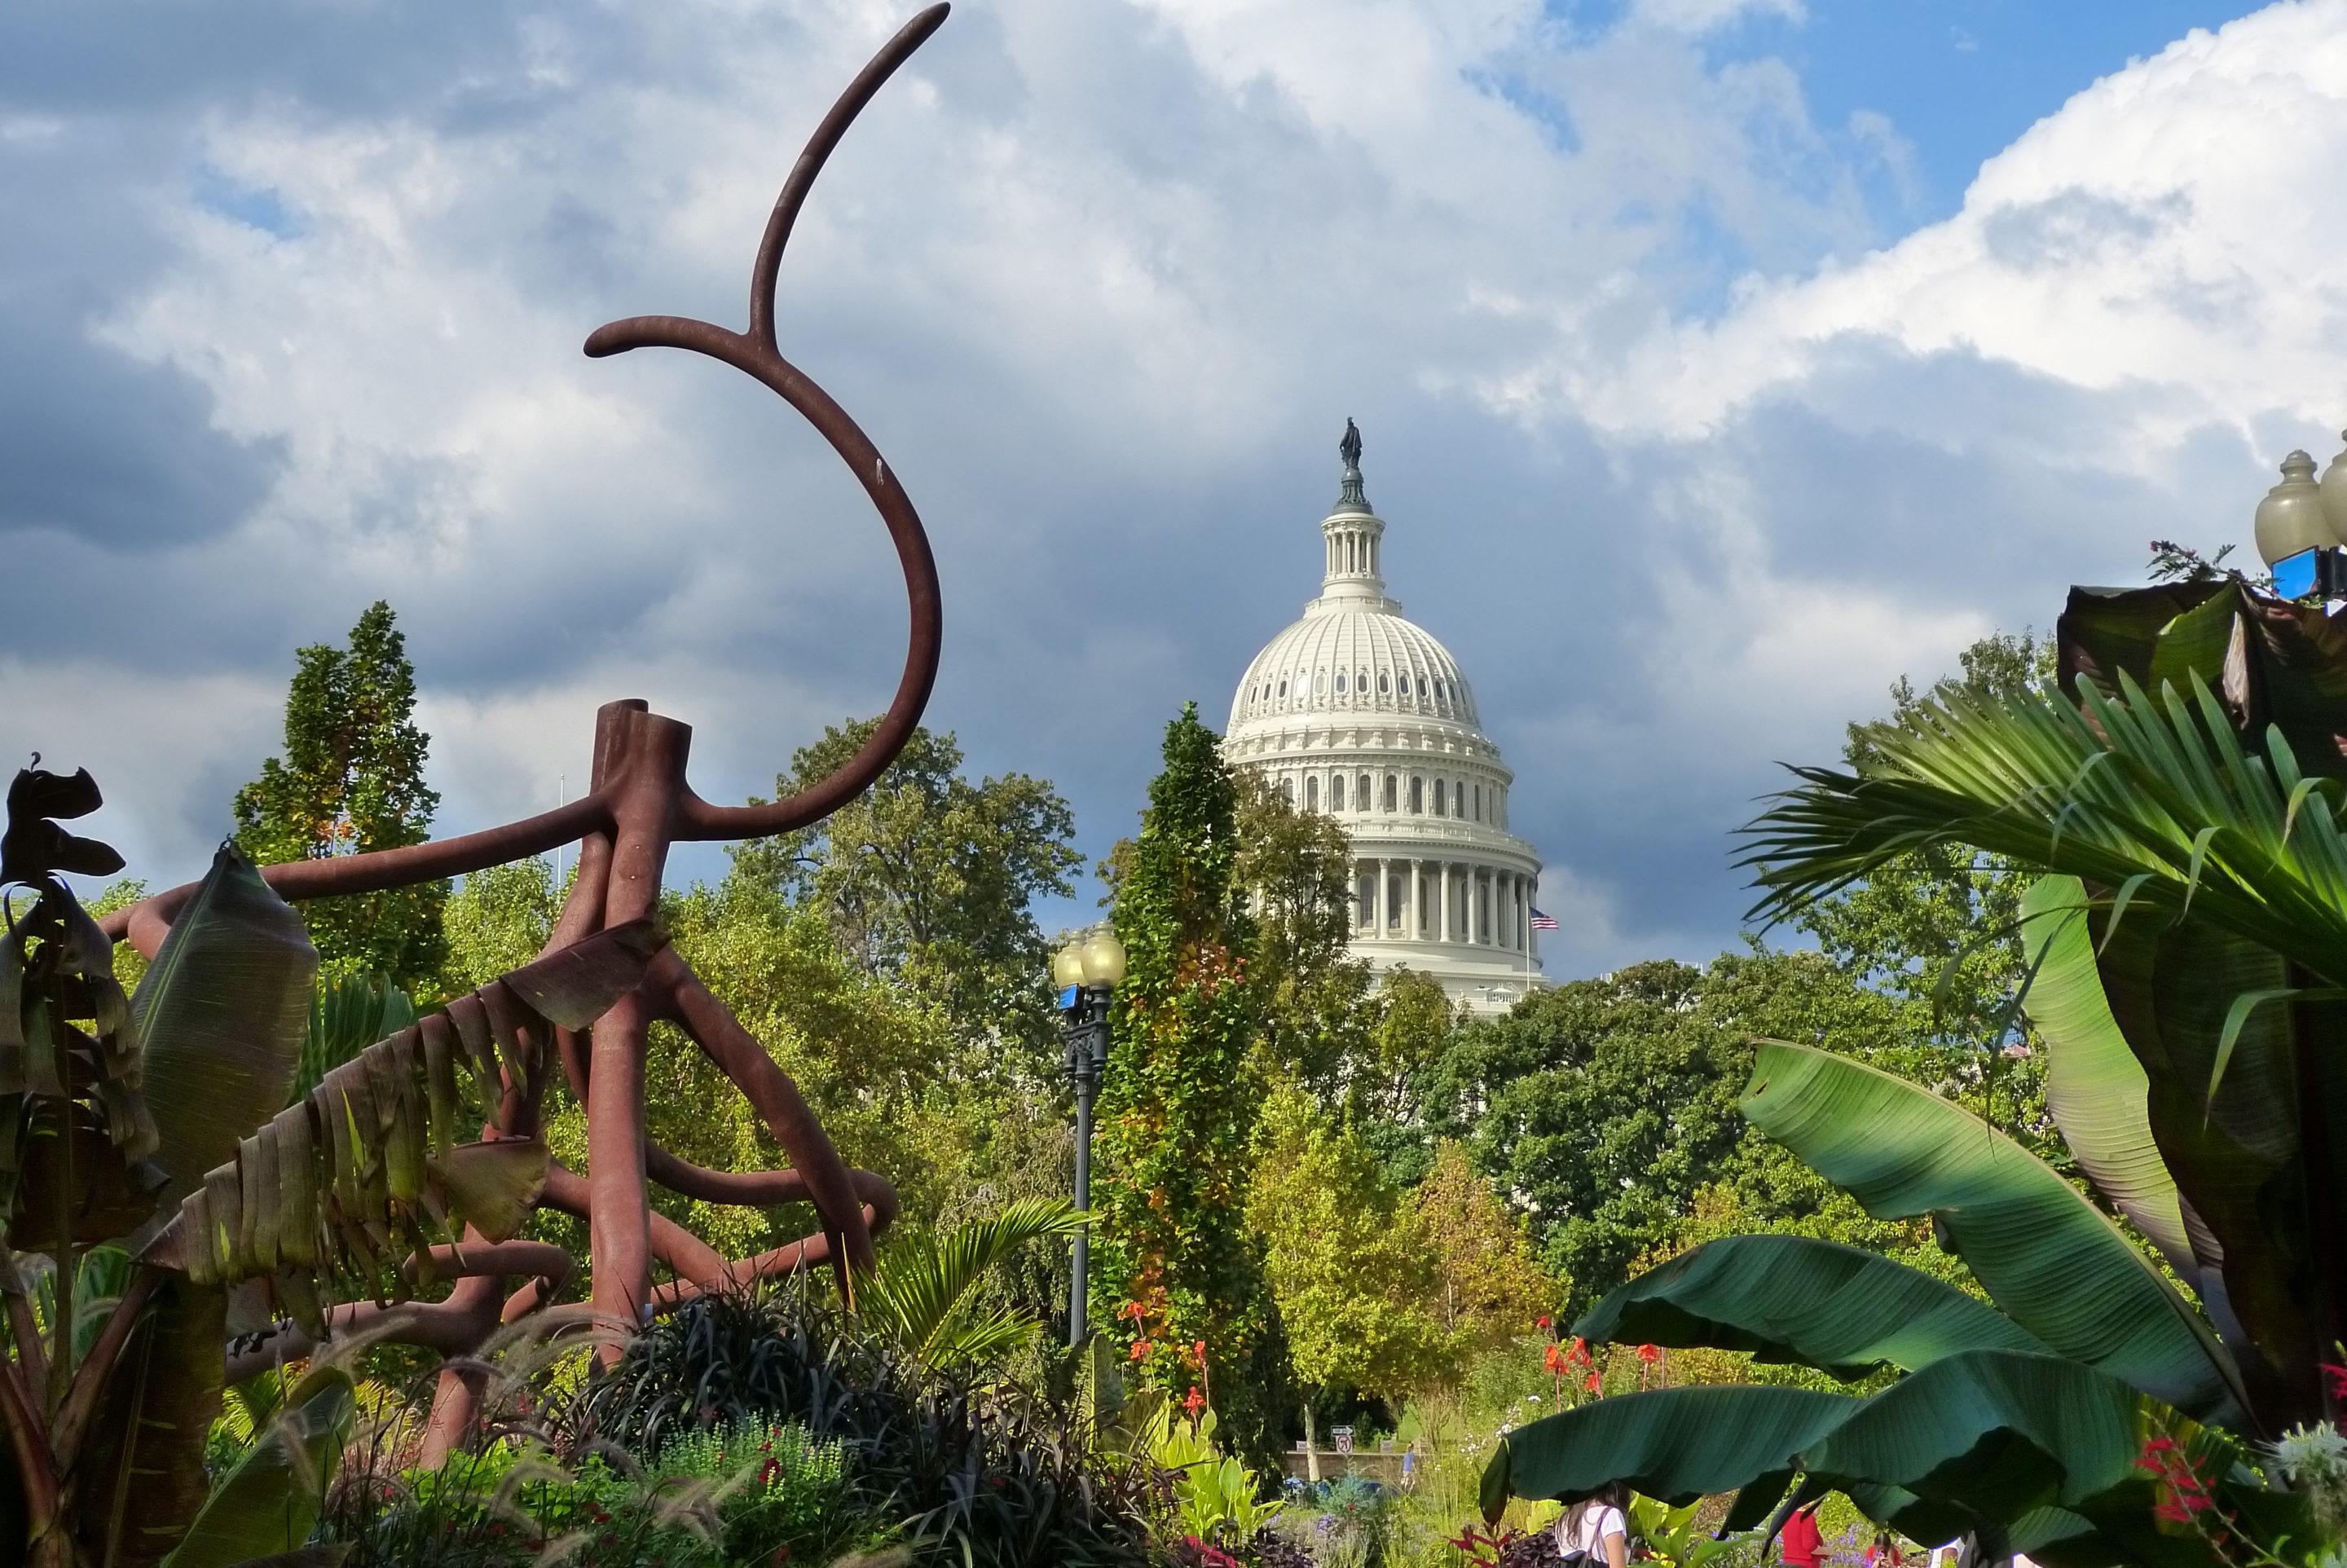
[[1321, 418, 1389, 603]]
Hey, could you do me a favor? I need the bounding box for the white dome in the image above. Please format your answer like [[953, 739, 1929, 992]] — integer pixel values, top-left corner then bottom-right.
[[1229, 608, 1477, 732], [1221, 421, 1548, 1015]]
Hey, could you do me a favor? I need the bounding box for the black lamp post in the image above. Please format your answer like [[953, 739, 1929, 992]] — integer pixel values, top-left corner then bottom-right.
[[1052, 925, 1126, 1349]]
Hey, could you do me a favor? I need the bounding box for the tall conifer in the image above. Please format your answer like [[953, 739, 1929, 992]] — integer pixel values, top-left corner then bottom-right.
[[232, 601, 447, 986]]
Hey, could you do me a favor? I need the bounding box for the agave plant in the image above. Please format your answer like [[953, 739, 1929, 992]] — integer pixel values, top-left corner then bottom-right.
[[0, 764, 661, 1566], [1478, 581, 2347, 1566]]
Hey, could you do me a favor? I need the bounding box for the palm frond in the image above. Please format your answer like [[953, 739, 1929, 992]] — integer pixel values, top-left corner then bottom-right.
[[861, 1197, 1085, 1371], [1742, 670, 2347, 989]]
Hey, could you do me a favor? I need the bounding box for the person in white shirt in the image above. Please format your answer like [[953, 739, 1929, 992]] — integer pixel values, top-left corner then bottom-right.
[[1556, 1481, 1631, 1568]]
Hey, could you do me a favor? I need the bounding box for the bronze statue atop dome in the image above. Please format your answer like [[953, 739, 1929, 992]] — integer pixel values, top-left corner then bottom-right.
[[1340, 417, 1363, 473]]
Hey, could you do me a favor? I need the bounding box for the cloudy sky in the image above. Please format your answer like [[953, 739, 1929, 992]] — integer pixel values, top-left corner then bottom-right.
[[7, 0, 2343, 978]]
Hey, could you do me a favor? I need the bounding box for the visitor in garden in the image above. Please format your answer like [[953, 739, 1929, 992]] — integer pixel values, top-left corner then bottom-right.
[[1778, 1500, 1825, 1568], [1865, 1530, 1903, 1566], [1555, 1480, 1631, 1567]]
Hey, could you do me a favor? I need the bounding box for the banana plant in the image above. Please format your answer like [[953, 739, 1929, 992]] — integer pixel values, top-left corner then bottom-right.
[[1482, 582, 2347, 1566], [0, 764, 663, 1566]]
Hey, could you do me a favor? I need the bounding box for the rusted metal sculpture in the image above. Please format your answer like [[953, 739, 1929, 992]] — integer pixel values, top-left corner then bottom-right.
[[98, 3, 953, 1451]]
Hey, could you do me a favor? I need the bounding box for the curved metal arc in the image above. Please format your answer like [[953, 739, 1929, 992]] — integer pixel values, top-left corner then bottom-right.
[[751, 3, 951, 353], [584, 8, 948, 846]]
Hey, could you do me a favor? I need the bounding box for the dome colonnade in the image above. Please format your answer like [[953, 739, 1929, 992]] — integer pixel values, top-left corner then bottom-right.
[[1223, 421, 1545, 1011]]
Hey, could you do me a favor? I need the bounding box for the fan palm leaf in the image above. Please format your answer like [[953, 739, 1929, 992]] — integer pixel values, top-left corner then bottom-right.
[[860, 1198, 1085, 1372]]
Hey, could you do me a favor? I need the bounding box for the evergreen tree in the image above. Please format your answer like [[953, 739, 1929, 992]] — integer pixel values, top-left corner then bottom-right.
[[232, 601, 447, 985], [1094, 703, 1288, 1464]]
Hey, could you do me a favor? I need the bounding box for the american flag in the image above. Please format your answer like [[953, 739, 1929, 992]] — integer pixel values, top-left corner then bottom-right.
[[1529, 907, 1560, 931]]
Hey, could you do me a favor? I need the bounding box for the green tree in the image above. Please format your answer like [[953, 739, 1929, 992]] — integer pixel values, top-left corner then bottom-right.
[[231, 601, 447, 985], [1094, 703, 1286, 1464], [1429, 949, 1921, 1316], [729, 720, 1078, 1072], [1406, 1139, 1556, 1360], [1246, 1082, 1448, 1476], [438, 857, 562, 996], [1790, 630, 2056, 1146]]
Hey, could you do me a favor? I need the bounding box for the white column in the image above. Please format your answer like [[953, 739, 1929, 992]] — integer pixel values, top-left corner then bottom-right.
[[1438, 864, 1451, 944], [1408, 860, 1422, 940], [1373, 857, 1388, 936], [1466, 866, 1480, 945], [1518, 876, 1531, 954]]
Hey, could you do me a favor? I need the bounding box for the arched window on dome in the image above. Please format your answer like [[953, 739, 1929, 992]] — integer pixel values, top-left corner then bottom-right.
[[1473, 783, 1482, 821], [1282, 777, 1296, 805], [1453, 781, 1464, 817], [1432, 777, 1446, 817], [1409, 776, 1424, 814], [1398, 674, 1410, 697], [1331, 773, 1345, 811], [1336, 672, 1347, 694], [1384, 773, 1398, 812], [1277, 678, 1288, 698], [1314, 670, 1326, 696], [1358, 772, 1372, 811], [1378, 671, 1390, 694], [1358, 668, 1368, 697], [1306, 776, 1319, 811]]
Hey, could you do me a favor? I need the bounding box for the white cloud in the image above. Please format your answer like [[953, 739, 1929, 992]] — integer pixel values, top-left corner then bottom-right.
[[1630, 0, 1806, 35], [11, 0, 2333, 976]]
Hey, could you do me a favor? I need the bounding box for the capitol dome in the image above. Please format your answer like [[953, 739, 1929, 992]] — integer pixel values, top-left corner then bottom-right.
[[1224, 422, 1546, 1012]]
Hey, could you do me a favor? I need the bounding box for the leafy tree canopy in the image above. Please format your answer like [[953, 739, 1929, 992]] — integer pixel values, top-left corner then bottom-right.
[[729, 720, 1078, 1077]]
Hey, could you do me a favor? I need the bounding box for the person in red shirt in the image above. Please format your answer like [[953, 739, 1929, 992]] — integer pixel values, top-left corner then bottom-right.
[[1865, 1532, 1904, 1566], [1779, 1502, 1825, 1568]]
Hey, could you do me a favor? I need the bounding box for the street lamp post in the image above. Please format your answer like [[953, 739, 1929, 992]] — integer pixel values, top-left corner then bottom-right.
[[1052, 925, 1126, 1349], [2253, 434, 2347, 595]]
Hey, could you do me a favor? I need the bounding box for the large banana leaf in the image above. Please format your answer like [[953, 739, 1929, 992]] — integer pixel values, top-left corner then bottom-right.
[[1741, 1042, 2243, 1420], [2059, 581, 2347, 777], [2015, 876, 2193, 1273], [142, 920, 662, 1322], [1801, 1349, 2218, 1568], [72, 1275, 224, 1567], [160, 1366, 352, 1568], [134, 843, 319, 1197], [1574, 1235, 2051, 1380], [2091, 901, 2334, 1414], [1478, 1385, 1858, 1523]]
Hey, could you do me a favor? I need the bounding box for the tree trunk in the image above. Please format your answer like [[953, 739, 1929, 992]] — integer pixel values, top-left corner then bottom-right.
[[1303, 1398, 1319, 1485]]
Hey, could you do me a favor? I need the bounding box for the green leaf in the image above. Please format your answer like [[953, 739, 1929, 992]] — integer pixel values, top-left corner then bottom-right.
[[862, 1197, 1085, 1369], [434, 1138, 548, 1245], [1479, 1385, 1860, 1522], [2015, 876, 2193, 1273], [160, 1366, 353, 1568], [134, 843, 319, 1196], [1574, 1235, 2051, 1380], [294, 973, 415, 1106], [75, 1275, 225, 1568], [143, 922, 660, 1295], [1741, 1042, 2243, 1420]]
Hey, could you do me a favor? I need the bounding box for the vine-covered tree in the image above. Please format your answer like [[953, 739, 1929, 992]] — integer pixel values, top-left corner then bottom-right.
[[1094, 703, 1287, 1464], [232, 601, 447, 984]]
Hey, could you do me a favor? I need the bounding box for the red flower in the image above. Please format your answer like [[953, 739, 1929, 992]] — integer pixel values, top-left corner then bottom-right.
[[1543, 1345, 1564, 1373], [1193, 1338, 1207, 1361], [1120, 1301, 1146, 1322], [1184, 1385, 1207, 1417], [1131, 1339, 1151, 1360], [1583, 1372, 1601, 1393], [1567, 1337, 1591, 1364], [2323, 1363, 2347, 1401], [1637, 1343, 1662, 1363], [1535, 1315, 1552, 1331]]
